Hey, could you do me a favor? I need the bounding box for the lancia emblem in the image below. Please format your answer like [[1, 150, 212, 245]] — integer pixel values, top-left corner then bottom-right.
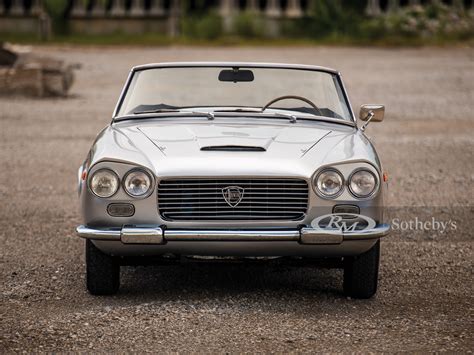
[[222, 186, 244, 207]]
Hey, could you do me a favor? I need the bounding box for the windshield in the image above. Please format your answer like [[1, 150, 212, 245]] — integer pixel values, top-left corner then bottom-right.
[[117, 66, 353, 121]]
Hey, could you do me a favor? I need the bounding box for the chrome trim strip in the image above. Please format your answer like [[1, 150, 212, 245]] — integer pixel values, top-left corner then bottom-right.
[[300, 228, 343, 245], [76, 224, 390, 243], [337, 72, 357, 124], [164, 229, 300, 241], [131, 62, 339, 75], [112, 69, 133, 119], [343, 223, 390, 240], [76, 226, 121, 240], [113, 112, 356, 127], [121, 226, 164, 244]]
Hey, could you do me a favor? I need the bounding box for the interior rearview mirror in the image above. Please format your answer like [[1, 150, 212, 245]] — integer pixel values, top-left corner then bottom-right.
[[359, 104, 385, 122], [218, 69, 254, 82]]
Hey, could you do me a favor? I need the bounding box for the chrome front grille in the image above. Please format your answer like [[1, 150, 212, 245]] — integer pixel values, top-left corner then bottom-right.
[[158, 178, 308, 221]]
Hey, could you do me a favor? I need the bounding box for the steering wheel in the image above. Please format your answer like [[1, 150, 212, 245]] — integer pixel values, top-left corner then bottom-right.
[[262, 95, 322, 116]]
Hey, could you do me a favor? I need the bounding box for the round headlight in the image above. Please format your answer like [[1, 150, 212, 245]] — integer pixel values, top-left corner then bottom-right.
[[315, 169, 344, 198], [349, 169, 377, 198], [89, 169, 119, 198], [124, 170, 152, 197]]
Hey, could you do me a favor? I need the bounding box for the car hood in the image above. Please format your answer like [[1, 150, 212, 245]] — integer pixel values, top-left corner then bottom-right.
[[89, 119, 379, 178], [137, 123, 332, 158]]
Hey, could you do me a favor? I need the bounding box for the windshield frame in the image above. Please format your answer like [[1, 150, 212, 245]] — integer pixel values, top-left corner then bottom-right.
[[112, 62, 356, 124]]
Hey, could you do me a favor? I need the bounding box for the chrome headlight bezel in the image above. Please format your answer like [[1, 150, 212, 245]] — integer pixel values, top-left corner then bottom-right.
[[348, 168, 379, 198], [313, 168, 345, 199], [88, 168, 120, 198], [123, 168, 154, 198]]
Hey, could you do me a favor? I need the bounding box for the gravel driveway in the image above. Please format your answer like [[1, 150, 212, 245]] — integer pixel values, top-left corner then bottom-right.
[[0, 45, 473, 352]]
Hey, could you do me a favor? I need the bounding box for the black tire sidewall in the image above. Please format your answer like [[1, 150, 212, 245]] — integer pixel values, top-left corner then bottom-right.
[[85, 239, 120, 295], [343, 240, 380, 299]]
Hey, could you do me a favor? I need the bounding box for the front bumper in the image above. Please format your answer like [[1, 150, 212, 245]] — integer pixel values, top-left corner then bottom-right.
[[76, 224, 390, 245]]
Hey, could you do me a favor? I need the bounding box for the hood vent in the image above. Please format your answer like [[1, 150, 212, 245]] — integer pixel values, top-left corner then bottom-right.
[[201, 145, 266, 152]]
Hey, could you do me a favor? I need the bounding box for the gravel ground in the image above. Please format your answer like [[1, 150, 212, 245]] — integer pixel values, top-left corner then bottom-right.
[[0, 45, 473, 353]]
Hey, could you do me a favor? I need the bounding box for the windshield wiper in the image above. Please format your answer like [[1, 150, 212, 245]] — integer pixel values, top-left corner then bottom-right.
[[133, 108, 182, 114], [133, 108, 214, 120], [192, 111, 215, 120], [116, 109, 216, 122], [213, 108, 262, 113], [214, 108, 298, 123], [272, 111, 297, 123]]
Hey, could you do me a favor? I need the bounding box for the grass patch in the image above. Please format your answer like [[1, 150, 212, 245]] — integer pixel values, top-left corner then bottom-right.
[[2, 31, 472, 48]]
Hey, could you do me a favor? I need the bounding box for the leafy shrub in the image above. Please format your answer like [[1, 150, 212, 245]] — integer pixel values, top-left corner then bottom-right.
[[305, 0, 361, 38], [232, 12, 265, 39], [181, 13, 222, 40], [44, 0, 69, 34], [280, 17, 313, 38], [360, 3, 474, 42]]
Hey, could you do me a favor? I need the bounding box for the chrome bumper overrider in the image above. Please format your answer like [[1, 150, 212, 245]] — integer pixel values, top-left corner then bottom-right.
[[76, 224, 390, 245]]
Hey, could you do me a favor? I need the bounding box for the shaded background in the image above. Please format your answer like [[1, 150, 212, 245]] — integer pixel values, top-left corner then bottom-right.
[[0, 0, 473, 45]]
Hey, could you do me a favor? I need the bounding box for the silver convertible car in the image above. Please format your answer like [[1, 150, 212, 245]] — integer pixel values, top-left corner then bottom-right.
[[77, 62, 390, 298]]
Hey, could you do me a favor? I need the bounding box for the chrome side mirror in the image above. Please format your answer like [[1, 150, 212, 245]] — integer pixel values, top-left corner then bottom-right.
[[359, 104, 385, 131]]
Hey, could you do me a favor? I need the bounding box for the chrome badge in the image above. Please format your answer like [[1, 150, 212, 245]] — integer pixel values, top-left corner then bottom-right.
[[222, 186, 244, 207]]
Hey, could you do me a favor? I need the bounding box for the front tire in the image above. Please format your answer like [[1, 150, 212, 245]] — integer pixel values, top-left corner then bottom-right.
[[343, 241, 380, 299], [86, 240, 120, 295]]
